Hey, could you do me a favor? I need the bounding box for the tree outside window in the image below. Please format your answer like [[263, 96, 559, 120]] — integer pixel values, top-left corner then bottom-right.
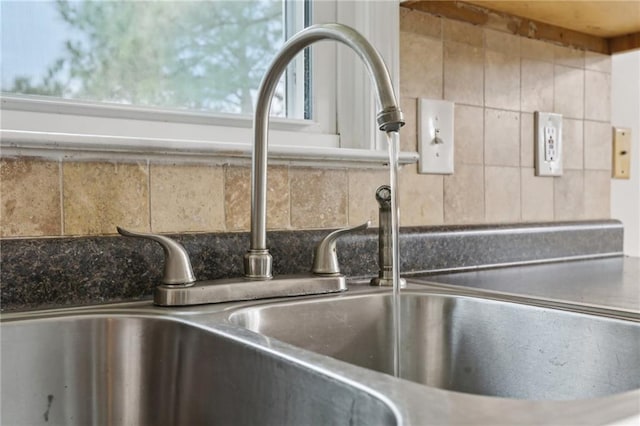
[[2, 0, 287, 115]]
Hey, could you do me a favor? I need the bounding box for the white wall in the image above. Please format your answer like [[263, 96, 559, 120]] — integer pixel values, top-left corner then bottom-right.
[[611, 51, 640, 257]]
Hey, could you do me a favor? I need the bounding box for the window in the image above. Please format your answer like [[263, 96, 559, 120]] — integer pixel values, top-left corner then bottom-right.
[[2, 0, 298, 117], [1, 1, 415, 166]]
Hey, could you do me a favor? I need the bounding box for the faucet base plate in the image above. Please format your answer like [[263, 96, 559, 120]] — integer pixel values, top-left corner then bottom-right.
[[154, 274, 347, 306]]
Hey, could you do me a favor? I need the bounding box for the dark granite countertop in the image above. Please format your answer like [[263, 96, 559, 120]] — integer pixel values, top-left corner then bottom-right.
[[414, 256, 640, 314], [0, 220, 626, 312]]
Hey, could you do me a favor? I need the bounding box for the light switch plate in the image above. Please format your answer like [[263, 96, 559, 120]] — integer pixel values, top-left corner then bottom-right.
[[613, 127, 631, 179], [418, 98, 454, 174], [534, 112, 563, 176]]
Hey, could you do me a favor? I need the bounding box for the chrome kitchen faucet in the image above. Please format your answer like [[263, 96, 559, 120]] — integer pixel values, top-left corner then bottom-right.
[[118, 23, 404, 306], [245, 23, 404, 279]]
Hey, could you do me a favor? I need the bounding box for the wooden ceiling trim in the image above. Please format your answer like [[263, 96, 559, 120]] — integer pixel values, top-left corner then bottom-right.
[[402, 1, 610, 54], [465, 1, 640, 38], [609, 32, 640, 54]]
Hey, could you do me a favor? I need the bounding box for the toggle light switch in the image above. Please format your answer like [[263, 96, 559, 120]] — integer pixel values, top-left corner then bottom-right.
[[418, 98, 454, 174], [613, 127, 631, 179], [535, 112, 563, 176]]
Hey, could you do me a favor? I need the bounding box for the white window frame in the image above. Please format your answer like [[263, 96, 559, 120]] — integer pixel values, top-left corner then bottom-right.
[[0, 0, 418, 167]]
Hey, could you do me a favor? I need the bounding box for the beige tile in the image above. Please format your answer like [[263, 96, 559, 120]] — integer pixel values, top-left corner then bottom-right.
[[520, 37, 554, 63], [554, 170, 584, 220], [1, 159, 61, 237], [348, 169, 389, 227], [484, 29, 520, 56], [63, 161, 149, 236], [521, 59, 554, 113], [224, 166, 249, 231], [454, 105, 484, 165], [399, 166, 444, 226], [584, 121, 612, 171], [225, 166, 289, 231], [554, 45, 585, 69], [267, 167, 291, 230], [521, 168, 554, 221], [400, 8, 442, 39], [554, 65, 584, 119], [485, 50, 520, 111], [400, 97, 418, 152], [150, 164, 224, 233], [563, 118, 584, 170], [585, 70, 611, 122], [520, 113, 534, 168], [485, 109, 520, 166], [485, 166, 521, 223], [584, 170, 611, 219], [444, 164, 484, 224], [585, 51, 612, 73], [443, 19, 483, 46], [400, 32, 443, 99], [290, 168, 347, 229], [444, 41, 484, 106]]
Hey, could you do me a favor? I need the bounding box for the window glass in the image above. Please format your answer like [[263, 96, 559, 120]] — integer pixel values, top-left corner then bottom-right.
[[1, 0, 294, 116]]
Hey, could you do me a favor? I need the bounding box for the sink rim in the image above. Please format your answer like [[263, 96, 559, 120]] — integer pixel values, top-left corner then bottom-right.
[[226, 282, 640, 323], [3, 281, 637, 323], [405, 278, 640, 321]]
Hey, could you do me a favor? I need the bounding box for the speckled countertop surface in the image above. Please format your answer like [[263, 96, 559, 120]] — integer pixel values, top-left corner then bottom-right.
[[415, 256, 640, 314], [0, 220, 627, 311]]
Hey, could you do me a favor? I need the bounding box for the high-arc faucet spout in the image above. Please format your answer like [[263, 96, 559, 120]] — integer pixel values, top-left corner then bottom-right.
[[245, 23, 405, 279]]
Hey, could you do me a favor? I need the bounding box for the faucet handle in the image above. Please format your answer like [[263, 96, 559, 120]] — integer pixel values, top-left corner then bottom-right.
[[116, 227, 196, 286], [312, 221, 371, 276]]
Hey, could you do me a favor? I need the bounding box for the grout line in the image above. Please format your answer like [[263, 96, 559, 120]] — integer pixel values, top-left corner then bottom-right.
[[551, 53, 558, 221], [481, 28, 487, 225], [221, 163, 227, 232], [440, 17, 445, 100], [59, 160, 64, 236], [517, 162, 523, 222], [146, 160, 152, 232], [520, 162, 525, 222], [482, 161, 487, 223], [582, 82, 588, 173], [550, 172, 556, 221], [440, 169, 445, 224], [346, 168, 351, 226], [581, 55, 586, 122], [288, 165, 293, 230], [518, 46, 523, 223]]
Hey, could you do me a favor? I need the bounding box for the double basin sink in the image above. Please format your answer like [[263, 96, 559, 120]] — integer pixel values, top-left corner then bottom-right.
[[2, 283, 639, 425]]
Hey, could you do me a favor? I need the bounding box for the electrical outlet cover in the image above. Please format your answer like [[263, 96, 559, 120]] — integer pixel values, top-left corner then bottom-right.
[[418, 99, 454, 174], [534, 112, 563, 176]]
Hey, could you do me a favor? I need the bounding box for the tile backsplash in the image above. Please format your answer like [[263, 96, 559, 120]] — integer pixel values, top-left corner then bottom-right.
[[398, 7, 612, 225], [0, 8, 612, 238]]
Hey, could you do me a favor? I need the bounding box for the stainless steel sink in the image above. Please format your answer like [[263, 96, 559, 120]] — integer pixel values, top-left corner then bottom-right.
[[0, 313, 396, 425], [230, 291, 640, 401], [3, 294, 640, 426]]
